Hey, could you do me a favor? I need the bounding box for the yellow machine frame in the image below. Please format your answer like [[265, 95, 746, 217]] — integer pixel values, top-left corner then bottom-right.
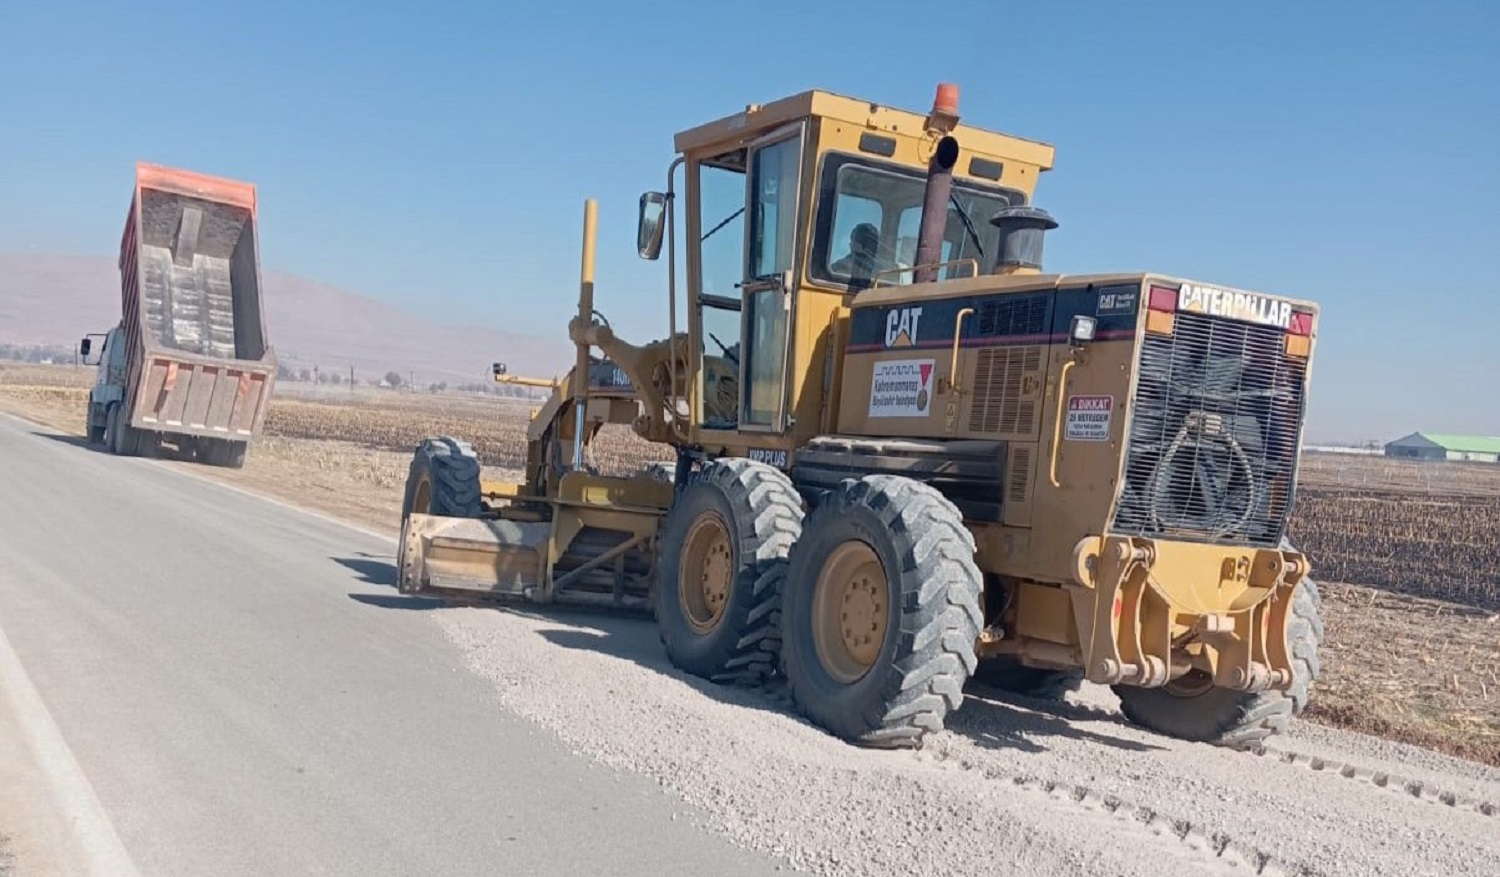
[[397, 82, 1324, 753]]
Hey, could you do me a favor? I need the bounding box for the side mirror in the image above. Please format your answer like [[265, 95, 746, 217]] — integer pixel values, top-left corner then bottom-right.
[[637, 192, 667, 261], [79, 338, 92, 357]]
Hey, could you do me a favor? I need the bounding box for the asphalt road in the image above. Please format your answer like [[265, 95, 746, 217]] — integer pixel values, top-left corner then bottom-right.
[[0, 414, 790, 876]]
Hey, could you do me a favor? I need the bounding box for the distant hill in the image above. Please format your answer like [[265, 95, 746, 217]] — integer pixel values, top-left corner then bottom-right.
[[0, 253, 568, 386]]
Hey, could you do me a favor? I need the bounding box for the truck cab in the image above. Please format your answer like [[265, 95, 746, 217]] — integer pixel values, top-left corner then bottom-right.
[[81, 325, 127, 445]]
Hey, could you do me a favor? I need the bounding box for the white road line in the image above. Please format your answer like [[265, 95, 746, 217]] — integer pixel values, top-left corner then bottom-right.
[[147, 458, 399, 546], [0, 622, 141, 877], [0, 411, 398, 546]]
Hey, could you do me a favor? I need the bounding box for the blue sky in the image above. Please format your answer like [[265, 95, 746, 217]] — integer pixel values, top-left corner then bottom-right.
[[1, 0, 1496, 442]]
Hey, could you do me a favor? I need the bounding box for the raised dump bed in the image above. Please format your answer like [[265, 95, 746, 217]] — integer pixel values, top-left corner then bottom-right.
[[83, 162, 277, 467]]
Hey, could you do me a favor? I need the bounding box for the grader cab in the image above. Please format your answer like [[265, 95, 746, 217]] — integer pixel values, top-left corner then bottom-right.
[[397, 83, 1324, 751]]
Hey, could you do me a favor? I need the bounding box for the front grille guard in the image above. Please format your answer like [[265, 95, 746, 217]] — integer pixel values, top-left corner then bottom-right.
[[1110, 313, 1308, 548]]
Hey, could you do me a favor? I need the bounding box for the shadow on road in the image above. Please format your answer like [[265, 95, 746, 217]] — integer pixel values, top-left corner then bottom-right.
[[336, 554, 450, 610], [31, 430, 198, 462], [533, 616, 1160, 756], [32, 431, 96, 450], [946, 691, 1164, 754], [331, 552, 1162, 755], [334, 554, 399, 587], [348, 593, 448, 611]]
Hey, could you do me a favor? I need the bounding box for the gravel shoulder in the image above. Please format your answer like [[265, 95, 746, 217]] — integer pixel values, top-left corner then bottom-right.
[[433, 602, 1499, 877]]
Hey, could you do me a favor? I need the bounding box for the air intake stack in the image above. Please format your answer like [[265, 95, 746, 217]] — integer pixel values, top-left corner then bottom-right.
[[989, 205, 1058, 275]]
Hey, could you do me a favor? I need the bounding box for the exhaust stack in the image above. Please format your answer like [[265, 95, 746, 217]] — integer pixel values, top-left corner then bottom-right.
[[913, 83, 962, 285], [989, 205, 1058, 276]]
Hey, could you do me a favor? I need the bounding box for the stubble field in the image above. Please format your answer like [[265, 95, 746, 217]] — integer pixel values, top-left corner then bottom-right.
[[1, 363, 1495, 766]]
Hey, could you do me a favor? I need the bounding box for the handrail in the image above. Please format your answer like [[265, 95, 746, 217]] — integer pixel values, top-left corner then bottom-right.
[[1049, 359, 1076, 488], [949, 307, 974, 392]]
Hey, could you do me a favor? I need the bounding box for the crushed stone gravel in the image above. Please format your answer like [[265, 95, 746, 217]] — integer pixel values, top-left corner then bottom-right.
[[437, 603, 1500, 877]]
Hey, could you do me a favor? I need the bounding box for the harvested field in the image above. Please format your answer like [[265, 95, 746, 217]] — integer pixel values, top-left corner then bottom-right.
[[2, 362, 1496, 765], [1290, 454, 1500, 611]]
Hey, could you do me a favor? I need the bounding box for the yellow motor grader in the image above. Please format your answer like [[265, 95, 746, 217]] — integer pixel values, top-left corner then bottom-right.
[[397, 83, 1323, 750]]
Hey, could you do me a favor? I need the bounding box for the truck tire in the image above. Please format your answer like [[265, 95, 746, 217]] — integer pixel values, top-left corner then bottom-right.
[[1112, 574, 1323, 749], [779, 474, 983, 749], [970, 659, 1084, 701], [107, 404, 139, 457], [655, 458, 804, 686], [401, 437, 484, 519], [86, 400, 106, 445], [202, 438, 246, 469]]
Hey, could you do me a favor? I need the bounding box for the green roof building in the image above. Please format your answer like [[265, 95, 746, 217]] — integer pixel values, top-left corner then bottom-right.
[[1384, 433, 1500, 463]]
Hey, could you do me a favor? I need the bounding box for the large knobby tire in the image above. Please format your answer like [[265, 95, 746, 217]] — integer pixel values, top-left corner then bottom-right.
[[655, 458, 804, 686], [1113, 574, 1323, 749], [402, 437, 484, 520], [780, 474, 984, 749]]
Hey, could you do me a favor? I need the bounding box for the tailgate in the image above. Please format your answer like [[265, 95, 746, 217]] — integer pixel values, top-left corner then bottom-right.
[[129, 353, 274, 439]]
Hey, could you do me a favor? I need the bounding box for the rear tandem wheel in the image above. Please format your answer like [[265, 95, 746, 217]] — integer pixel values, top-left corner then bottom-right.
[[778, 474, 983, 749], [654, 458, 804, 686]]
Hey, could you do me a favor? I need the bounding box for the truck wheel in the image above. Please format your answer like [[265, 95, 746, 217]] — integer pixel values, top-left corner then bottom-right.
[[970, 659, 1084, 701], [1112, 575, 1323, 749], [779, 474, 983, 749], [107, 404, 139, 456], [86, 402, 106, 445], [203, 438, 247, 468], [655, 458, 804, 686], [402, 437, 484, 519]]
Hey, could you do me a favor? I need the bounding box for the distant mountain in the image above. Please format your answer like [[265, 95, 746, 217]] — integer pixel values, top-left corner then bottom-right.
[[0, 253, 567, 385]]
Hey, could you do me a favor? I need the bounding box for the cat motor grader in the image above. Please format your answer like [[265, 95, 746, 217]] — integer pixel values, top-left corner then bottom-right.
[[397, 83, 1323, 750]]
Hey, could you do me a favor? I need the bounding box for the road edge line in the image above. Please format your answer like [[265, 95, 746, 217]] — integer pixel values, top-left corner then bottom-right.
[[0, 623, 142, 877], [145, 459, 400, 546], [0, 410, 397, 546]]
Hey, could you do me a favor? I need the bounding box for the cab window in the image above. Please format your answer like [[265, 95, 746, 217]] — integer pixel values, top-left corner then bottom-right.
[[808, 153, 1025, 291]]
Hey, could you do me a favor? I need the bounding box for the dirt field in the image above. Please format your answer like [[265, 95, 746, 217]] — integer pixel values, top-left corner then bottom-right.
[[2, 362, 1496, 768]]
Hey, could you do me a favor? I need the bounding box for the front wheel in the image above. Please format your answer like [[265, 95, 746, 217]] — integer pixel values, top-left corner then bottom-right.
[[1113, 575, 1323, 748], [106, 404, 139, 456], [779, 474, 983, 749], [401, 437, 484, 519]]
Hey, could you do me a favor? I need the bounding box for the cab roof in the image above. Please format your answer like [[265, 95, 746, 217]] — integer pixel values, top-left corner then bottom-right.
[[672, 88, 1057, 172]]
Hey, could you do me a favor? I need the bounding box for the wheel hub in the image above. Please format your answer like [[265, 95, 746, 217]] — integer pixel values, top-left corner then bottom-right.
[[813, 541, 888, 684], [680, 512, 733, 634]]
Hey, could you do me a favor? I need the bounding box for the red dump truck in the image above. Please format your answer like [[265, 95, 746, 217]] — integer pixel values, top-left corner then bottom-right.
[[81, 162, 276, 468]]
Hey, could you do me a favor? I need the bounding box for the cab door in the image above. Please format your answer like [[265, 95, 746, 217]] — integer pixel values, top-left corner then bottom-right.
[[737, 122, 806, 432]]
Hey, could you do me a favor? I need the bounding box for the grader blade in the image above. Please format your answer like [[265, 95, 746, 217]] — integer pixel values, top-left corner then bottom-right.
[[398, 513, 551, 597]]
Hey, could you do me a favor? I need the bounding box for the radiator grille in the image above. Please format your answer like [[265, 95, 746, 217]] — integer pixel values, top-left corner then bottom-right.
[[1007, 445, 1033, 504], [969, 346, 1043, 435], [1111, 313, 1307, 546]]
